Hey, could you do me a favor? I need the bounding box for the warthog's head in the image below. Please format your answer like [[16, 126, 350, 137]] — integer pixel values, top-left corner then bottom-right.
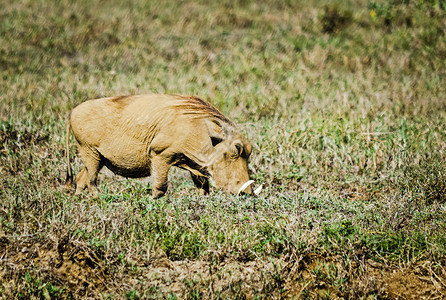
[[203, 122, 253, 194], [209, 138, 253, 194]]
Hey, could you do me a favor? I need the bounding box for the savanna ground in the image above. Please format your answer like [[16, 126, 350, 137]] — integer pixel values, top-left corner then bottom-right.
[[1, 0, 446, 298]]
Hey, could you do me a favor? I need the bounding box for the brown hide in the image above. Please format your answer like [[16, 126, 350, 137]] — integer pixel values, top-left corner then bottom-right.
[[66, 94, 252, 198]]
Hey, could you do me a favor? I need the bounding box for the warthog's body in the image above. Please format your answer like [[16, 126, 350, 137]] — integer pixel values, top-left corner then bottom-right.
[[66, 94, 253, 198]]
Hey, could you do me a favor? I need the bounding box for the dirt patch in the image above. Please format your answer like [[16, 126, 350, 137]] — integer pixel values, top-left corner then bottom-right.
[[1, 237, 445, 298], [139, 259, 274, 299], [0, 235, 109, 298], [281, 253, 446, 299], [373, 268, 441, 299]]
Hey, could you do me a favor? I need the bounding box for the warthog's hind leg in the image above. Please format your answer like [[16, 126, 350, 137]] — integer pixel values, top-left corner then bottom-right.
[[75, 167, 87, 194], [75, 146, 103, 197]]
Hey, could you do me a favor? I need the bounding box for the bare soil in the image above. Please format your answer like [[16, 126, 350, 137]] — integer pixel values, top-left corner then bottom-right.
[[1, 237, 444, 299]]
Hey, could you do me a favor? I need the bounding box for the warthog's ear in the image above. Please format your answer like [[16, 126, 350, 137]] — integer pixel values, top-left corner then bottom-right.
[[206, 120, 225, 147], [235, 142, 243, 156], [244, 142, 252, 157]]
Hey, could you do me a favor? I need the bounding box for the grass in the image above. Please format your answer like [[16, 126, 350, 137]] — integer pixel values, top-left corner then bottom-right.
[[1, 0, 446, 298]]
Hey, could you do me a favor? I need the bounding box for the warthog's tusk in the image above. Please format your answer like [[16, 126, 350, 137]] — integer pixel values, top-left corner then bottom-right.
[[238, 180, 254, 194], [254, 183, 263, 196]]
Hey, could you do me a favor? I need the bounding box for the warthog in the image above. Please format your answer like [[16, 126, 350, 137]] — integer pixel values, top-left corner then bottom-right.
[[65, 94, 254, 198]]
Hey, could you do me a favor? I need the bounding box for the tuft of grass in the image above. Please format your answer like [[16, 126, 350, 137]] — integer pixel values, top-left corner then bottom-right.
[[399, 157, 446, 205]]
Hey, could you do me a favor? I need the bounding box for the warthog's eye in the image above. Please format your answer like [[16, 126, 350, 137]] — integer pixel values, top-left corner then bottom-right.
[[229, 142, 244, 159], [235, 143, 243, 156]]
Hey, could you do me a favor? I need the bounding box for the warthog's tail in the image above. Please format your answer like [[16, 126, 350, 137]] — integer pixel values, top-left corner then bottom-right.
[[65, 111, 73, 188]]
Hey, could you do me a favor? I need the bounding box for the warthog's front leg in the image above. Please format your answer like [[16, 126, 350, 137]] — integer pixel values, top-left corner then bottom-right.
[[190, 173, 209, 195], [151, 156, 171, 199]]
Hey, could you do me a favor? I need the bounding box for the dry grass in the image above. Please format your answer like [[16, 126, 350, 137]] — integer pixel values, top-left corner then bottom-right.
[[1, 0, 446, 298]]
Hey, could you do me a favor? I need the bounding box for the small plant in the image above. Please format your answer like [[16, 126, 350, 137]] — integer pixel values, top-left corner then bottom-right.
[[251, 223, 291, 257], [321, 219, 357, 249], [361, 231, 432, 262], [125, 289, 140, 300], [313, 259, 325, 280], [184, 279, 202, 300]]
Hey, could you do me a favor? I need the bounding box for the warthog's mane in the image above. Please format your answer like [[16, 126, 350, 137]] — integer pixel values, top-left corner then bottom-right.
[[109, 94, 235, 132], [172, 95, 235, 127]]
